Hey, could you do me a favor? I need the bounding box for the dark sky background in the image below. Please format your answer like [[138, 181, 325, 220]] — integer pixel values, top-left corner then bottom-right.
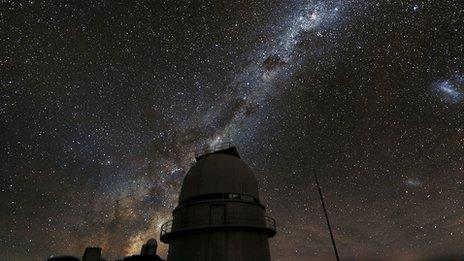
[[1, 0, 464, 260]]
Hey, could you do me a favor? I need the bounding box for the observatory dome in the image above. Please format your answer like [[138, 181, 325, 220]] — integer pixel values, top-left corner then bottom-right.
[[179, 152, 259, 203], [146, 238, 157, 247]]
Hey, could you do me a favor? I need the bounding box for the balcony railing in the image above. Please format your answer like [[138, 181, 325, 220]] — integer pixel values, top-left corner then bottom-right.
[[160, 214, 276, 241]]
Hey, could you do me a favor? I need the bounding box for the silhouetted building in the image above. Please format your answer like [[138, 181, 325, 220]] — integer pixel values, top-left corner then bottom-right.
[[82, 247, 101, 261], [141, 238, 157, 256], [123, 239, 164, 261], [48, 240, 164, 261], [160, 146, 277, 261], [122, 255, 164, 261]]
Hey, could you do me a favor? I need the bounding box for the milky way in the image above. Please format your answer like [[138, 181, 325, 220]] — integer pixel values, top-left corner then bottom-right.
[[132, 0, 350, 254], [200, 1, 344, 146], [2, 1, 464, 260]]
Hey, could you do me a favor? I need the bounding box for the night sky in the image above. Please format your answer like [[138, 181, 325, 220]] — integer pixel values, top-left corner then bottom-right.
[[1, 0, 464, 260]]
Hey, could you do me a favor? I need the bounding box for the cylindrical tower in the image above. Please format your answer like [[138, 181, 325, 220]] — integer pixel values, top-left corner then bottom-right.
[[160, 147, 276, 261]]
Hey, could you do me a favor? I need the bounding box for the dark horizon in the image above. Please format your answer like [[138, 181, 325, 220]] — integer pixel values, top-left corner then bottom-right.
[[2, 1, 464, 260]]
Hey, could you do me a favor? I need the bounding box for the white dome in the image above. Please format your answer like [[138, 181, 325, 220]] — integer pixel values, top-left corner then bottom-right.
[[179, 153, 259, 203]]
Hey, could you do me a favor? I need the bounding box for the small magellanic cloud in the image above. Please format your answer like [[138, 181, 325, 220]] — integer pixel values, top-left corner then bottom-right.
[[405, 177, 422, 188]]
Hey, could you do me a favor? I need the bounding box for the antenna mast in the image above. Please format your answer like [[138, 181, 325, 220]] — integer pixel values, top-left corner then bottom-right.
[[313, 169, 340, 261]]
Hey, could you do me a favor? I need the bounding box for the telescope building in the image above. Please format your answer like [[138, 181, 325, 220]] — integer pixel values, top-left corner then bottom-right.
[[160, 146, 277, 261]]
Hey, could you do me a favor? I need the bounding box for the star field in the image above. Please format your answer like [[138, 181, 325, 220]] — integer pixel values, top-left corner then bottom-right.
[[1, 0, 464, 260]]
